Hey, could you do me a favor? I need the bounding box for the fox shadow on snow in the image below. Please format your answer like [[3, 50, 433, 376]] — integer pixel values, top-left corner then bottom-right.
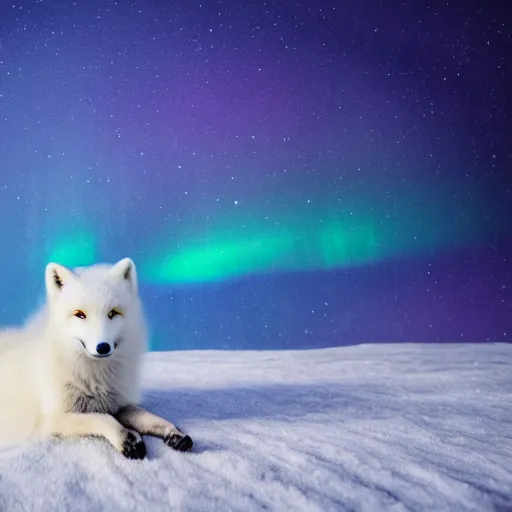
[[140, 379, 498, 445]]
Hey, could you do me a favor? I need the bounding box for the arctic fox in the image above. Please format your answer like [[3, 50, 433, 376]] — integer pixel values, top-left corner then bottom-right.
[[0, 258, 192, 459]]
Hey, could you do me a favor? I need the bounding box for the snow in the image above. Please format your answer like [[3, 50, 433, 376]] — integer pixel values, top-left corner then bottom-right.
[[0, 343, 511, 511]]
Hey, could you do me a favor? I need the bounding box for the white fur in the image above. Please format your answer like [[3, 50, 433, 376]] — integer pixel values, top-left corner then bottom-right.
[[0, 258, 147, 448]]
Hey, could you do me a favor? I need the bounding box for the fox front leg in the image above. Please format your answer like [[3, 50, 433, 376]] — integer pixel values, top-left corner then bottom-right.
[[116, 405, 193, 452], [51, 412, 146, 460]]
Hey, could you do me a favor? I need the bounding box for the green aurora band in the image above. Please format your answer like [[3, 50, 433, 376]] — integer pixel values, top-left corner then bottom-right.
[[43, 181, 488, 285], [46, 230, 97, 268], [139, 183, 485, 284]]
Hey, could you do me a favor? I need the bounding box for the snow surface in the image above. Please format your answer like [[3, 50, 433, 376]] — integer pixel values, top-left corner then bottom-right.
[[0, 343, 511, 512]]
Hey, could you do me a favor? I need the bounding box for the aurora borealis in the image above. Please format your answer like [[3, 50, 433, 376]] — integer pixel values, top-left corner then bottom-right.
[[141, 180, 486, 284], [0, 0, 510, 349]]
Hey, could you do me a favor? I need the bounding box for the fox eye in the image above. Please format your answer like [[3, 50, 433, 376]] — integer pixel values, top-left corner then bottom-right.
[[108, 309, 122, 320], [73, 310, 86, 320]]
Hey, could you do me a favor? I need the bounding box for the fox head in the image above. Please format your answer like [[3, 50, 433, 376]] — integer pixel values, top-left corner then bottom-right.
[[44, 258, 145, 360]]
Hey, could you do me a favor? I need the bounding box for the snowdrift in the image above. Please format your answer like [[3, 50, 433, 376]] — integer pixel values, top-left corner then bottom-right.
[[0, 343, 510, 511]]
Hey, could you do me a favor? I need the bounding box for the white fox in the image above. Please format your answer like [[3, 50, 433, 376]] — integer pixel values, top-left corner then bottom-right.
[[0, 258, 193, 459]]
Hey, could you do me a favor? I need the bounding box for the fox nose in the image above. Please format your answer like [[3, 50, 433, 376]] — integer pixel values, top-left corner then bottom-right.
[[96, 342, 112, 356]]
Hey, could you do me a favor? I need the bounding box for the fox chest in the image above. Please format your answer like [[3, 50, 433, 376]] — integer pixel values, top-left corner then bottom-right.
[[63, 381, 122, 414]]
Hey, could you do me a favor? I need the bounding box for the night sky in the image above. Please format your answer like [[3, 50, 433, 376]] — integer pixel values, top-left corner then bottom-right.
[[0, 0, 510, 350]]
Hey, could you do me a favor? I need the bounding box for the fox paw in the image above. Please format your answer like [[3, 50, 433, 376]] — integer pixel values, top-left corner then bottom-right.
[[164, 431, 193, 452], [121, 430, 146, 460]]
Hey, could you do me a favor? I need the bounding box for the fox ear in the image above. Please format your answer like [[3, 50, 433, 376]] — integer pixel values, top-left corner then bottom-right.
[[45, 262, 76, 302], [111, 258, 138, 291]]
